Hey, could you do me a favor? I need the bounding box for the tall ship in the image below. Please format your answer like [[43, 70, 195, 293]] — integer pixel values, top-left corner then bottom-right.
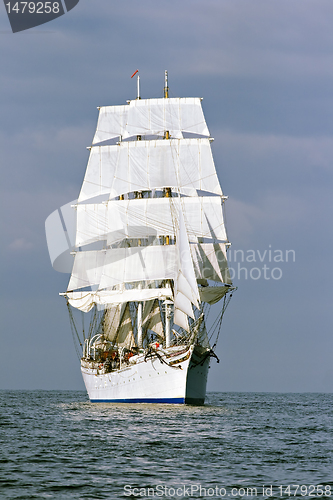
[[46, 72, 235, 404]]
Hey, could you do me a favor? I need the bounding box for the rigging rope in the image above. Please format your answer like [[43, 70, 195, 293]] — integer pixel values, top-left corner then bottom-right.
[[189, 349, 220, 370], [66, 301, 83, 360], [88, 306, 100, 342], [144, 347, 182, 369], [208, 289, 236, 349]]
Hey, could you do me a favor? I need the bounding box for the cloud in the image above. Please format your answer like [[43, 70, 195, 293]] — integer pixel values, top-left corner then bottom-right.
[[8, 238, 33, 251]]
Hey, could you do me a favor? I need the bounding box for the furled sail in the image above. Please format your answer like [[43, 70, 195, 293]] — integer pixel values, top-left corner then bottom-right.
[[64, 288, 173, 313]]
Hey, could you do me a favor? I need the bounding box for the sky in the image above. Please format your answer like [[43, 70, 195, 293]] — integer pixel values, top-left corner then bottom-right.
[[1, 0, 332, 392]]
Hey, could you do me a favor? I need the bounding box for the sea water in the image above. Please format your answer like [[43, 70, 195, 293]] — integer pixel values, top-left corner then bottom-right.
[[0, 391, 332, 499]]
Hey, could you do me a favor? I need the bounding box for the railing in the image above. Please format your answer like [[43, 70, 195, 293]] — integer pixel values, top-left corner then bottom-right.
[[83, 334, 103, 360]]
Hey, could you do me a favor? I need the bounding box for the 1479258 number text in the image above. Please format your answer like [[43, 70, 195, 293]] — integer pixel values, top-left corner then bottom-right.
[[5, 2, 60, 14]]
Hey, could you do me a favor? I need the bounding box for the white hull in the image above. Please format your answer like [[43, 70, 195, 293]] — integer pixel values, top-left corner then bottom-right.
[[81, 345, 210, 404]]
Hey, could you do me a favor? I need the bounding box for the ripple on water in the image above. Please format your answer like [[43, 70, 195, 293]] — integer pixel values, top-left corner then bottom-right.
[[0, 391, 333, 499]]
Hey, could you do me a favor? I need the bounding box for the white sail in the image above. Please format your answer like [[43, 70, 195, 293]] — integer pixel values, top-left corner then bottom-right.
[[199, 285, 230, 304], [64, 288, 173, 312], [78, 146, 119, 203], [75, 203, 108, 248], [67, 245, 178, 292], [190, 242, 232, 284], [123, 97, 210, 139], [92, 105, 129, 145], [67, 242, 231, 299], [173, 308, 189, 332], [99, 245, 178, 291], [116, 304, 135, 348], [104, 305, 122, 341], [142, 299, 165, 339], [78, 139, 222, 203], [67, 249, 106, 291], [49, 80, 233, 330], [75, 197, 227, 248], [173, 205, 200, 330], [176, 206, 200, 304]]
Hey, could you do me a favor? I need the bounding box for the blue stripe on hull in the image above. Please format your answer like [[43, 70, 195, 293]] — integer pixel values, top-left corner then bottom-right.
[[90, 397, 185, 404]]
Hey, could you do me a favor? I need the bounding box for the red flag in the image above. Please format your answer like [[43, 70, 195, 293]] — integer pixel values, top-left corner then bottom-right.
[[131, 69, 139, 78]]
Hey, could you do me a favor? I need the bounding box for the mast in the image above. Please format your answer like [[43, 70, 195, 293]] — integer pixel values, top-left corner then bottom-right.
[[164, 71, 171, 347], [164, 70, 169, 98], [137, 189, 143, 348], [164, 70, 170, 140], [131, 69, 140, 100], [137, 296, 143, 348], [165, 299, 172, 348], [137, 73, 140, 100]]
